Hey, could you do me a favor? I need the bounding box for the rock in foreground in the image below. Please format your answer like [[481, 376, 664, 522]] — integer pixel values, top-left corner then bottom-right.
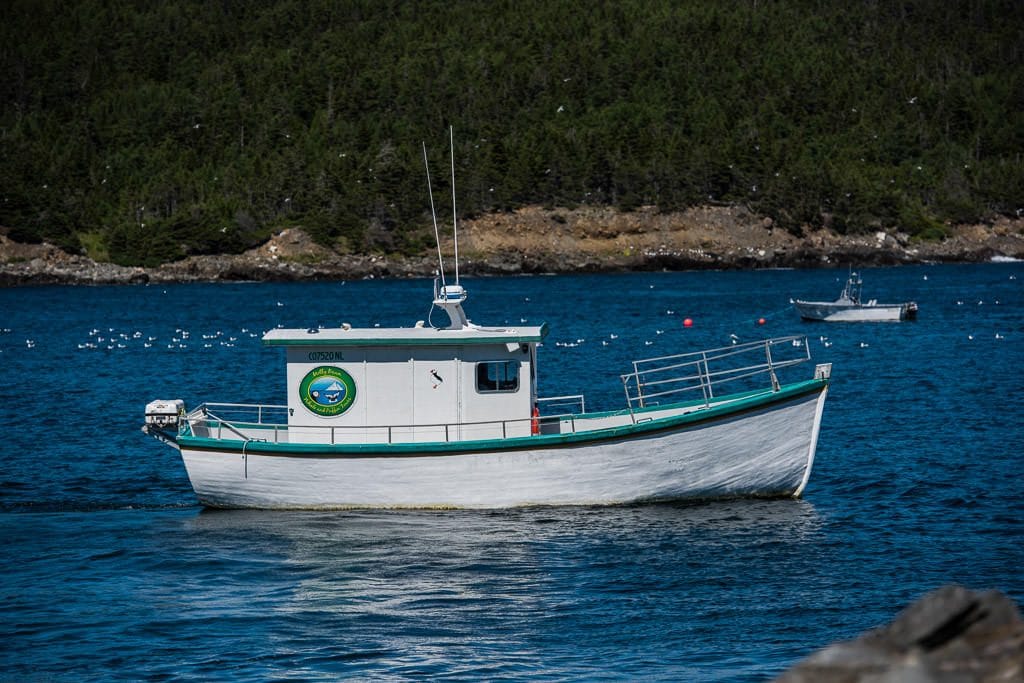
[[778, 585, 1024, 682]]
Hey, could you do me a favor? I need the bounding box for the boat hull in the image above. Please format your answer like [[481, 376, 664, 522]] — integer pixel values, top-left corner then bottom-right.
[[794, 300, 914, 322], [177, 385, 829, 509]]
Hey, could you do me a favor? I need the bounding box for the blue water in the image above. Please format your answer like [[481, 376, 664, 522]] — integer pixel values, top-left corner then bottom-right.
[[2, 264, 1022, 681]]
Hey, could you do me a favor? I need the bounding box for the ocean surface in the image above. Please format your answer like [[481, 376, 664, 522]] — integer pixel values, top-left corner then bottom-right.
[[1, 264, 1022, 681]]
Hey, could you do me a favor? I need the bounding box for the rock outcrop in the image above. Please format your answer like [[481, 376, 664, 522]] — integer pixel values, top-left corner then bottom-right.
[[2, 206, 1023, 286], [778, 585, 1024, 682]]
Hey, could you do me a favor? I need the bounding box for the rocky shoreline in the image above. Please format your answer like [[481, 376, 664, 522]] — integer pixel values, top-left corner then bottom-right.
[[2, 205, 1022, 286]]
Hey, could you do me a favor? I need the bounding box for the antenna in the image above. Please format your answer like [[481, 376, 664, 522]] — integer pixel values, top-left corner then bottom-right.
[[426, 127, 470, 330], [422, 141, 446, 289], [449, 125, 460, 285]]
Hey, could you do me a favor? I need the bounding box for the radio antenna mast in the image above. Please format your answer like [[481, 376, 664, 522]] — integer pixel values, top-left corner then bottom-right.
[[449, 125, 460, 285], [426, 127, 470, 330], [422, 141, 446, 289]]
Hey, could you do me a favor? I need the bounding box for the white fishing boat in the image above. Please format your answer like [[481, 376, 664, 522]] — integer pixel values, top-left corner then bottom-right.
[[793, 271, 917, 322], [142, 129, 832, 509], [143, 285, 831, 509]]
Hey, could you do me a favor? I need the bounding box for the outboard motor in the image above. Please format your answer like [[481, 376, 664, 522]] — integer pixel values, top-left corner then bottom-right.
[[143, 399, 186, 447], [145, 399, 185, 428]]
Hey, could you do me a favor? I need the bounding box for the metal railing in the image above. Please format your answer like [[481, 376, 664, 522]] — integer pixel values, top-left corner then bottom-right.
[[620, 335, 811, 412], [198, 402, 289, 425], [182, 397, 592, 446], [537, 394, 586, 415]]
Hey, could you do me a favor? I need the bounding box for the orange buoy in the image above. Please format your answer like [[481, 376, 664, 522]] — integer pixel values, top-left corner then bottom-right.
[[683, 318, 693, 328], [757, 317, 766, 325]]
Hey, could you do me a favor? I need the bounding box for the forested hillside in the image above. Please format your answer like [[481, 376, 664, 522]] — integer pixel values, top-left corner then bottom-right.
[[2, 0, 1022, 266]]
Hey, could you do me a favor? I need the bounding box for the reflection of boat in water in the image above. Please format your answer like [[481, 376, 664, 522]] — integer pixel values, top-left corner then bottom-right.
[[182, 500, 824, 636], [141, 130, 832, 510], [187, 498, 824, 543], [793, 271, 917, 322]]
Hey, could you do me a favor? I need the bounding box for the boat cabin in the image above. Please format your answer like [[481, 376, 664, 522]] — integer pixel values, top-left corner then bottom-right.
[[261, 285, 548, 444]]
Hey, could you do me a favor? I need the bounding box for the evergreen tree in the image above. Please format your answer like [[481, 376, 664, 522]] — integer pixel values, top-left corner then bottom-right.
[[0, 0, 1021, 265]]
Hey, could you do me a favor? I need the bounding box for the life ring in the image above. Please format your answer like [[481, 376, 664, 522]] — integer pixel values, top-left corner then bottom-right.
[[531, 405, 540, 435]]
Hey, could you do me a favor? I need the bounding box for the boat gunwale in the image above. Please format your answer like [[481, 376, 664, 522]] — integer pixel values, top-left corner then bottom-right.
[[176, 378, 829, 458]]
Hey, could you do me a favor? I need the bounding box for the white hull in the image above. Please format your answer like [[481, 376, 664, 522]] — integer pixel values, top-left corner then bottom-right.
[[794, 300, 912, 322], [179, 388, 828, 509]]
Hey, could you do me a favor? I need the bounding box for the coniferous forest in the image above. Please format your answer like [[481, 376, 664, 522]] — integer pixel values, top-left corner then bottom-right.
[[1, 0, 1022, 266]]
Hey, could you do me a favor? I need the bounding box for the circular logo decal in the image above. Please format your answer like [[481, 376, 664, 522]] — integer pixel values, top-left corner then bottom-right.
[[299, 366, 356, 417]]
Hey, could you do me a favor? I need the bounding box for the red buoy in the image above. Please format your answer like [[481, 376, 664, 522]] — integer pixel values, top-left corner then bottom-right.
[[683, 318, 693, 328], [757, 317, 766, 325]]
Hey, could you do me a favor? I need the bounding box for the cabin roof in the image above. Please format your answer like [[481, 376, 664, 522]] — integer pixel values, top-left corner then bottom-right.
[[262, 322, 549, 347]]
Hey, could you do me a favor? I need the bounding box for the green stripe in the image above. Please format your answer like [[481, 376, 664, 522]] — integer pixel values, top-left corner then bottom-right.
[[178, 378, 827, 458]]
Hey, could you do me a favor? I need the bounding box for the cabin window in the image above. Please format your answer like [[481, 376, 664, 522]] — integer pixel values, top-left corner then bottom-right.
[[476, 361, 519, 393]]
